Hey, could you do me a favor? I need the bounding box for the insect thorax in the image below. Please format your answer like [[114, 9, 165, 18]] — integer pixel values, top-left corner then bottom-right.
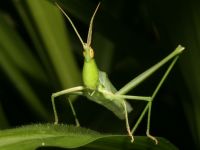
[[82, 58, 99, 89]]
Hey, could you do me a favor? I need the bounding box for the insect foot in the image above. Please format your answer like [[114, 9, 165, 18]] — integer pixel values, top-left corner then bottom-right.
[[127, 127, 134, 143], [54, 121, 58, 125], [146, 131, 158, 145], [130, 134, 134, 143]]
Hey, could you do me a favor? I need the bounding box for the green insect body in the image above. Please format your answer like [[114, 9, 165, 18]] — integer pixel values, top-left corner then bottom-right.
[[85, 71, 133, 119], [53, 2, 185, 144], [81, 43, 132, 119], [82, 51, 99, 89]]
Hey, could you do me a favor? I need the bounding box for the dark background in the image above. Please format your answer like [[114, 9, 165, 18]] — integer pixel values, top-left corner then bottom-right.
[[0, 0, 199, 149]]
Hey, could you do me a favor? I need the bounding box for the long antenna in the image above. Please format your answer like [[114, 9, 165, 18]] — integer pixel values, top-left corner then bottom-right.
[[87, 2, 101, 46], [55, 2, 85, 47]]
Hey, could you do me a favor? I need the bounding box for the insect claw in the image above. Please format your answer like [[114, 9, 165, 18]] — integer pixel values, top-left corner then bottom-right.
[[146, 131, 158, 144], [54, 121, 58, 125], [75, 120, 80, 127], [130, 134, 134, 143], [127, 128, 134, 142]]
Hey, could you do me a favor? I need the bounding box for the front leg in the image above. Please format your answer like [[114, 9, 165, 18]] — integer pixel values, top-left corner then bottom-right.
[[51, 86, 85, 125]]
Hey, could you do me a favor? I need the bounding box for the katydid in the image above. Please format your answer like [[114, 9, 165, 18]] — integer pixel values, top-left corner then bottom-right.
[[52, 2, 185, 144]]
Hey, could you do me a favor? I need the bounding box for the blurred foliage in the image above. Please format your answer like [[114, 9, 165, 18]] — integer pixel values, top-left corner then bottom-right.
[[0, 0, 199, 149]]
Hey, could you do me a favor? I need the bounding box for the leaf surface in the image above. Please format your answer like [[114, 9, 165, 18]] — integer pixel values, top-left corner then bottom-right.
[[0, 124, 178, 150]]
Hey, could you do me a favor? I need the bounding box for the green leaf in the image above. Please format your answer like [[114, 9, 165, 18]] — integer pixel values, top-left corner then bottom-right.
[[0, 14, 46, 82], [0, 124, 178, 150], [0, 10, 50, 119], [24, 0, 81, 88], [0, 48, 50, 119]]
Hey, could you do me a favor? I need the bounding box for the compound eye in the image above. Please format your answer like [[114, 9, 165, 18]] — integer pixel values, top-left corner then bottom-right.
[[89, 48, 94, 58]]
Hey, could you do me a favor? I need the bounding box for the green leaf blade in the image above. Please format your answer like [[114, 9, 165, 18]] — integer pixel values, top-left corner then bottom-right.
[[25, 0, 81, 88], [0, 124, 178, 150]]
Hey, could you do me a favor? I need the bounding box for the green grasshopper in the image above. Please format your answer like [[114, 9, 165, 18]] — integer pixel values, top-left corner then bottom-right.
[[52, 2, 185, 143]]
